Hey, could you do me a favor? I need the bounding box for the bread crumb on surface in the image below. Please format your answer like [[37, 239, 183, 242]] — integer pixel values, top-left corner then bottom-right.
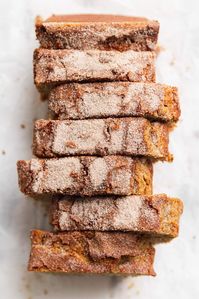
[[2, 150, 6, 155], [170, 59, 175, 66], [25, 283, 30, 290], [128, 282, 135, 289], [156, 45, 165, 55], [20, 123, 26, 129]]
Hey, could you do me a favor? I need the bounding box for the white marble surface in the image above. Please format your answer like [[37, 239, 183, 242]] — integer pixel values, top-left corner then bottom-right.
[[0, 0, 199, 298]]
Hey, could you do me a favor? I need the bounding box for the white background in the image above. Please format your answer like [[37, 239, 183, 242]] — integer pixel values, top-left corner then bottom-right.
[[0, 0, 199, 298]]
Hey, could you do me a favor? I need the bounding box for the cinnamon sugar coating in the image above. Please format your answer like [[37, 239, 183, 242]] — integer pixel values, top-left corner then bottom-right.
[[28, 230, 155, 276], [34, 49, 156, 93], [36, 14, 159, 51], [48, 82, 180, 123], [33, 118, 170, 160], [17, 156, 153, 197], [50, 194, 183, 238]]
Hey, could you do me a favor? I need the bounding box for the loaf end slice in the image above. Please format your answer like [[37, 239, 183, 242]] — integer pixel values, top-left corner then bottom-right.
[[28, 230, 156, 276], [36, 14, 159, 51]]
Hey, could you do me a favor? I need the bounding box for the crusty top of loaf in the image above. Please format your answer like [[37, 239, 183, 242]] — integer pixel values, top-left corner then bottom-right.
[[35, 15, 159, 51], [43, 14, 149, 23]]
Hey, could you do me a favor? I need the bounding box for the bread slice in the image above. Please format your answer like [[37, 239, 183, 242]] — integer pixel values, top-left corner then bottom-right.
[[28, 230, 155, 276], [48, 82, 180, 123], [17, 156, 153, 197], [34, 49, 156, 93], [50, 194, 183, 239], [36, 14, 159, 51], [33, 118, 170, 160]]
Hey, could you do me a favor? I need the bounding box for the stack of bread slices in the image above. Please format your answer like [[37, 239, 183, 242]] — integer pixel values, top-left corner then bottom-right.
[[17, 14, 183, 276]]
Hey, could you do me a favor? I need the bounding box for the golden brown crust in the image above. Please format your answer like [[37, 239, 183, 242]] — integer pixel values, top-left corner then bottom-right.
[[28, 230, 156, 276], [32, 118, 170, 160], [44, 15, 149, 23], [48, 82, 180, 123], [35, 14, 159, 51], [17, 156, 153, 197], [50, 194, 183, 238]]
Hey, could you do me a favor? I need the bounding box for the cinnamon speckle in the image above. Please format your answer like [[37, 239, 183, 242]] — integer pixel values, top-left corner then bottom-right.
[[21, 123, 26, 129], [65, 141, 76, 148]]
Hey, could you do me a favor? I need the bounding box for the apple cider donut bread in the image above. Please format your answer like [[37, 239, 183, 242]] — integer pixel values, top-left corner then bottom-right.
[[48, 83, 180, 123], [48, 82, 180, 123], [36, 14, 159, 51], [17, 156, 153, 197], [32, 118, 171, 160], [50, 194, 183, 238], [28, 230, 156, 276], [34, 49, 156, 93]]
